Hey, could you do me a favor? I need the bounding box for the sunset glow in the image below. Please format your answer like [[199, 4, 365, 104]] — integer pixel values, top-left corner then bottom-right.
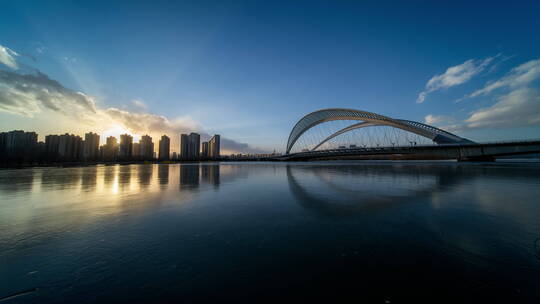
[[101, 125, 140, 144]]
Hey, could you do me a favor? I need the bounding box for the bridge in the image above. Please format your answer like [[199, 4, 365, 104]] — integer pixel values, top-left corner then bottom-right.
[[274, 108, 540, 161]]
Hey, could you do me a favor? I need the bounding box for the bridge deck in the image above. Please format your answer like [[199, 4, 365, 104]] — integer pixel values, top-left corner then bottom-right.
[[278, 140, 540, 161]]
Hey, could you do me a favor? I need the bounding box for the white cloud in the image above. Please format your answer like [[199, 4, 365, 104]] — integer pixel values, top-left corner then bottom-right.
[[0, 44, 19, 69], [417, 56, 497, 103], [131, 99, 147, 110], [464, 88, 540, 129], [466, 58, 540, 98], [442, 58, 540, 131], [424, 114, 452, 125]]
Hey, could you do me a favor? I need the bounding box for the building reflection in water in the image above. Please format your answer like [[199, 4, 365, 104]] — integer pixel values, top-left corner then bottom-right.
[[138, 164, 153, 190], [0, 168, 37, 193], [179, 164, 200, 188], [103, 165, 116, 185], [179, 164, 221, 190], [81, 166, 98, 192], [158, 165, 169, 189], [40, 167, 84, 191], [118, 165, 132, 192], [201, 164, 220, 187]]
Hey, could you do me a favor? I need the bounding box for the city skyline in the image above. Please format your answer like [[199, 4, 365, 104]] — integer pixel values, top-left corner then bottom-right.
[[0, 129, 224, 164], [1, 1, 540, 153]]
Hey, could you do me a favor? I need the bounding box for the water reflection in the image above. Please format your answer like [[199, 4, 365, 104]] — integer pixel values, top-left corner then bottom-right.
[[118, 165, 132, 192], [179, 164, 200, 188], [138, 165, 153, 190], [286, 163, 540, 218], [286, 164, 456, 217], [178, 164, 221, 190], [0, 168, 36, 193], [81, 166, 97, 192], [40, 167, 83, 191], [201, 164, 220, 187], [1, 162, 540, 303], [103, 165, 116, 185], [158, 165, 169, 189], [0, 164, 226, 200]]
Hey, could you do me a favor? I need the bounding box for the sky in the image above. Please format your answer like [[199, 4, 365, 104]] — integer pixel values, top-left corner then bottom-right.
[[1, 0, 540, 153]]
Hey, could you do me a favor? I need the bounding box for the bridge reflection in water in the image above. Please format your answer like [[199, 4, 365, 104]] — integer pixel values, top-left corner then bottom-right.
[[287, 164, 456, 218]]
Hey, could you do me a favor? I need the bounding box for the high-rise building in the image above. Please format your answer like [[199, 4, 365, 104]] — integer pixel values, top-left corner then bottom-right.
[[119, 134, 133, 160], [0, 132, 6, 160], [139, 135, 154, 160], [133, 143, 141, 158], [4, 130, 38, 154], [45, 135, 60, 161], [201, 142, 209, 158], [84, 132, 100, 160], [0, 130, 38, 163], [180, 132, 200, 160], [180, 134, 189, 159], [58, 133, 83, 161], [158, 135, 170, 161], [103, 136, 118, 161], [189, 133, 200, 159], [208, 134, 220, 158]]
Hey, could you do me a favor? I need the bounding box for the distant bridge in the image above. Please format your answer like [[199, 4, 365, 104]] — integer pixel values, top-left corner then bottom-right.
[[276, 108, 540, 161]]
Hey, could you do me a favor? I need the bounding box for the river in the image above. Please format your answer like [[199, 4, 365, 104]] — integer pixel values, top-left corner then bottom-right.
[[1, 162, 539, 303]]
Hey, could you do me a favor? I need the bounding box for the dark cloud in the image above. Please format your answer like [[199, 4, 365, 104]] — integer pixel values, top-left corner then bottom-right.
[[0, 69, 97, 117]]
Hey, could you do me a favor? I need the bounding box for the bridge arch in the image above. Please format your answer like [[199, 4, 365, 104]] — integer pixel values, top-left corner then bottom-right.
[[286, 108, 473, 154]]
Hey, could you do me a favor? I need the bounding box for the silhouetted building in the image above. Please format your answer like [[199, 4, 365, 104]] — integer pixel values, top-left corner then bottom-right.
[[159, 135, 170, 160], [208, 134, 220, 158], [0, 132, 6, 159], [172, 152, 177, 160], [180, 134, 188, 159], [45, 135, 60, 161], [139, 135, 154, 160], [119, 134, 133, 160], [133, 142, 141, 159], [201, 142, 209, 158], [58, 133, 83, 161], [0, 130, 38, 163], [180, 132, 200, 160], [84, 132, 100, 161], [103, 136, 118, 161]]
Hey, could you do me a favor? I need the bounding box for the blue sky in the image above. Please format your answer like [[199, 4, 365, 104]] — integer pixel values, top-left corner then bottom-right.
[[1, 0, 540, 153]]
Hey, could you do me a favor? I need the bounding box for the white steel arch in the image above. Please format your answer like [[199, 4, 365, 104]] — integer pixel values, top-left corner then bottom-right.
[[286, 108, 473, 154]]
